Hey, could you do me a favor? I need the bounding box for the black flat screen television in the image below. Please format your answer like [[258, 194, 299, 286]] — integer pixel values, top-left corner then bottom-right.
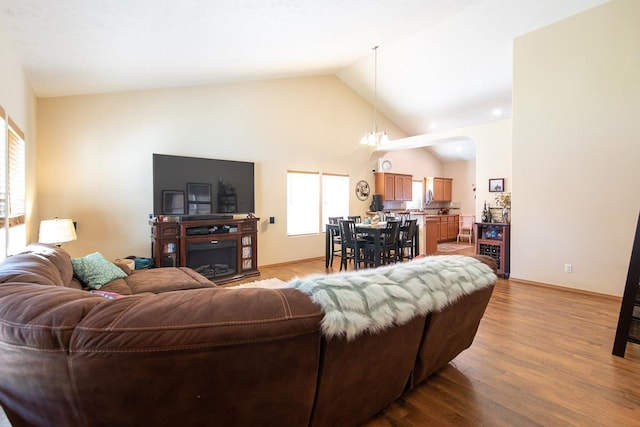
[[153, 154, 255, 216]]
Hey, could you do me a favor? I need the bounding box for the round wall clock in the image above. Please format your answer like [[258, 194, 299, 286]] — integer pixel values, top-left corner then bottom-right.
[[379, 159, 393, 171], [355, 180, 370, 201]]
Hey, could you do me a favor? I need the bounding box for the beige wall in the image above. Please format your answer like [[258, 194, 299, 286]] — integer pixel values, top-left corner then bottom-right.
[[393, 119, 512, 217], [36, 76, 407, 264], [376, 148, 442, 209], [444, 160, 476, 215], [377, 149, 477, 215], [473, 120, 512, 215], [0, 13, 38, 243], [512, 0, 640, 296], [377, 149, 442, 180]]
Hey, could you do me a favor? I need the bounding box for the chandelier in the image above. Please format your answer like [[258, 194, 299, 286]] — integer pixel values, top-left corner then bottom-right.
[[360, 46, 389, 147]]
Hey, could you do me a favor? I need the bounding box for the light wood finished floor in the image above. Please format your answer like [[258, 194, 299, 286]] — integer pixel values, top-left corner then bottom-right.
[[2, 244, 638, 426]]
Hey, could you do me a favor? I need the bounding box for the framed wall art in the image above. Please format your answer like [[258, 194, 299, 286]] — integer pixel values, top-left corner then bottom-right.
[[355, 180, 370, 201], [489, 178, 505, 193]]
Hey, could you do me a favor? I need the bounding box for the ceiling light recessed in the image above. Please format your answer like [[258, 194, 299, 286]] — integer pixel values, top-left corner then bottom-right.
[[492, 108, 502, 117], [429, 122, 438, 129]]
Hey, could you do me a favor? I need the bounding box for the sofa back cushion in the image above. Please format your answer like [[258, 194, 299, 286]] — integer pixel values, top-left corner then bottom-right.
[[310, 316, 425, 427], [0, 252, 65, 286], [22, 243, 74, 285], [0, 243, 75, 287], [410, 284, 494, 387]]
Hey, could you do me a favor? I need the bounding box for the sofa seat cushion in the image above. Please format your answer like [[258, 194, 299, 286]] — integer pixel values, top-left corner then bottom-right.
[[99, 277, 134, 295], [122, 267, 215, 294]]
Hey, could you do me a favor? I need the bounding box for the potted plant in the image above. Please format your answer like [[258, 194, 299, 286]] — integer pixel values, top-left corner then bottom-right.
[[494, 192, 511, 223]]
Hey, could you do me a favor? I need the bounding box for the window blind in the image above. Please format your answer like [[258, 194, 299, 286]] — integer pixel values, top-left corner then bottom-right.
[[0, 108, 26, 259], [7, 123, 25, 226]]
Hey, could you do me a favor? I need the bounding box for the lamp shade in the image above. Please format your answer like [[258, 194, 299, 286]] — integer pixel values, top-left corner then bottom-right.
[[38, 219, 77, 245]]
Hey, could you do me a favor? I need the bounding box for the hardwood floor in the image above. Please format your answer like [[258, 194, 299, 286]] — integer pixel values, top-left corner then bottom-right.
[[2, 244, 638, 426]]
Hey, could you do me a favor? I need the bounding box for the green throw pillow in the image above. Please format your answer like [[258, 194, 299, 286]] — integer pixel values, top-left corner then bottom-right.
[[71, 252, 127, 289]]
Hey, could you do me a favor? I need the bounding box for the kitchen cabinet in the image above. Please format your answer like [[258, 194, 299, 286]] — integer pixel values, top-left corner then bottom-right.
[[424, 218, 439, 255], [375, 173, 413, 201], [447, 215, 458, 239], [434, 215, 459, 242], [443, 215, 459, 241], [382, 174, 395, 200], [439, 218, 448, 241], [443, 179, 452, 201], [426, 177, 453, 202], [411, 214, 458, 250]]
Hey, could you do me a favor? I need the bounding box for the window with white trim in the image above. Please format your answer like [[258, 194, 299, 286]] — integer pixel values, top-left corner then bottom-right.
[[406, 179, 424, 210], [287, 171, 320, 236], [321, 174, 349, 228], [0, 107, 26, 260], [287, 171, 349, 236]]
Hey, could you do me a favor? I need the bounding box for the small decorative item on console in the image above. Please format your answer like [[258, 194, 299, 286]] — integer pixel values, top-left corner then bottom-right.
[[481, 201, 491, 223], [494, 192, 511, 224]]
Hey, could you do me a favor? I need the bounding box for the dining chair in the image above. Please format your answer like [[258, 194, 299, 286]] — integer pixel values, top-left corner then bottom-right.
[[363, 220, 401, 265], [348, 215, 364, 239], [381, 220, 401, 264], [328, 216, 343, 266], [398, 219, 417, 261], [457, 215, 475, 244], [338, 219, 367, 271], [383, 212, 396, 222], [397, 213, 410, 225]]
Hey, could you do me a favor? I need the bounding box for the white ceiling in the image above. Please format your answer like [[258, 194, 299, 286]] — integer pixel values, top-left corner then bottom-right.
[[0, 0, 608, 160]]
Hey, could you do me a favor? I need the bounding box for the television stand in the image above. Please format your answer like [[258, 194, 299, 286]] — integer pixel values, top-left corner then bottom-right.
[[150, 217, 259, 284]]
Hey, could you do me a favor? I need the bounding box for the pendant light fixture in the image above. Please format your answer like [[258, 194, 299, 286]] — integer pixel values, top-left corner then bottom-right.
[[360, 45, 389, 147]]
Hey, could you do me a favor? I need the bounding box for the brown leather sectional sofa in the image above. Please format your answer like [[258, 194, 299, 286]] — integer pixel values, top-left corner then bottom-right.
[[0, 243, 496, 427]]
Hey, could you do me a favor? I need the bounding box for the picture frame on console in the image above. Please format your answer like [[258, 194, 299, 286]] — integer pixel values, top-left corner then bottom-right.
[[489, 178, 504, 192], [187, 183, 212, 215], [162, 190, 185, 215]]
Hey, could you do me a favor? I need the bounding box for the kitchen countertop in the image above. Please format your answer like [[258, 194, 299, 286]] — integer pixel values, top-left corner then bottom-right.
[[364, 211, 460, 218], [409, 212, 459, 217]]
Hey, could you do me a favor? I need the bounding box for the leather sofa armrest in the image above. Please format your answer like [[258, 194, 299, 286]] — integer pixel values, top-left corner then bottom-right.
[[469, 254, 497, 273]]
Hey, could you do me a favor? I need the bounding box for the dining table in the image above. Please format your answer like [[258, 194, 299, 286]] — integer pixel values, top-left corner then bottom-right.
[[325, 222, 419, 269]]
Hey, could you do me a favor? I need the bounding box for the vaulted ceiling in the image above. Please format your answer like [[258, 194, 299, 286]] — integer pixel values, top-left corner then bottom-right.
[[0, 0, 608, 160]]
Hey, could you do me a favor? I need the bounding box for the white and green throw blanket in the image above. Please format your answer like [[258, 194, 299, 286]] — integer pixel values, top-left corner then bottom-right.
[[288, 255, 496, 341]]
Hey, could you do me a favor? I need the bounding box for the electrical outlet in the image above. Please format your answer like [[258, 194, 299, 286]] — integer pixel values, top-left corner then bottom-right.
[[564, 264, 573, 273]]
